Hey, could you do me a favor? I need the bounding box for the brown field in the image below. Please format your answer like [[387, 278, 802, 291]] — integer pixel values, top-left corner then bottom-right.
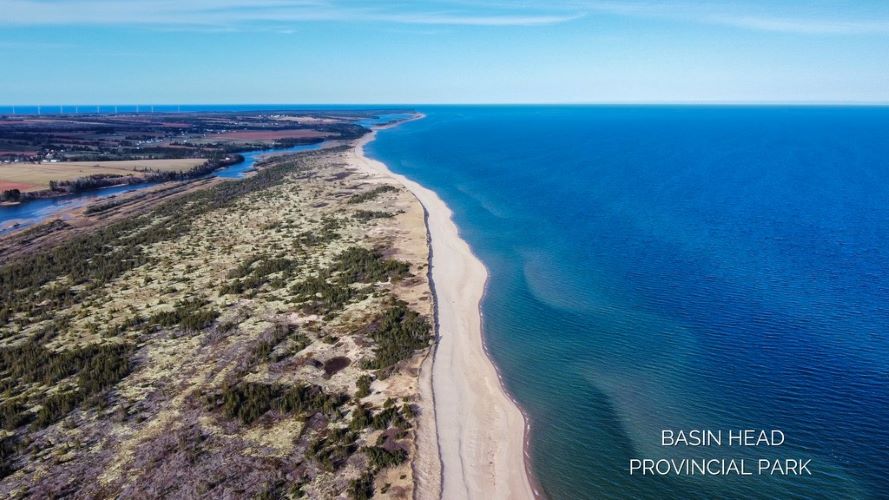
[[205, 129, 327, 142], [0, 159, 206, 191], [0, 181, 39, 191]]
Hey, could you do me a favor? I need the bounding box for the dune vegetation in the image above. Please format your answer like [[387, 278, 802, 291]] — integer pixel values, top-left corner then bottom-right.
[[0, 144, 433, 499]]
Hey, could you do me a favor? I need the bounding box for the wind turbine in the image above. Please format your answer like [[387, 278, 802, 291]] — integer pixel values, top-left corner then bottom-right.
[[37, 104, 41, 115]]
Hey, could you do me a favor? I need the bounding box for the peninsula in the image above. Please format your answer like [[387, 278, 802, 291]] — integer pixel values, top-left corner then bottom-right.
[[0, 112, 534, 499]]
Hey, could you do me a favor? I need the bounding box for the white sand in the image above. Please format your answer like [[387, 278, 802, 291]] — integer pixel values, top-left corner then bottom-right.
[[351, 125, 535, 500]]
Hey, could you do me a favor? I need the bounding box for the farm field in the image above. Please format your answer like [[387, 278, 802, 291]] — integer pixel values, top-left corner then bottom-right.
[[0, 158, 206, 191]]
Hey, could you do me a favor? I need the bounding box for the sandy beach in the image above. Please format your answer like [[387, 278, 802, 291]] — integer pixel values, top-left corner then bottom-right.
[[351, 123, 535, 500]]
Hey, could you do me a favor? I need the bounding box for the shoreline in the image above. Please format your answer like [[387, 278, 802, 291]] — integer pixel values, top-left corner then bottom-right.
[[351, 118, 538, 499]]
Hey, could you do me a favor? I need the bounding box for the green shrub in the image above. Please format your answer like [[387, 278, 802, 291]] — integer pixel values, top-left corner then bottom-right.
[[349, 472, 375, 500], [149, 298, 219, 331], [354, 210, 395, 222], [34, 390, 81, 428], [349, 404, 372, 431], [0, 435, 20, 479], [289, 276, 356, 314], [220, 382, 277, 425], [355, 375, 372, 398], [362, 302, 431, 370], [364, 446, 407, 470], [306, 428, 358, 472], [0, 401, 32, 430], [347, 185, 398, 204], [222, 255, 298, 295], [212, 382, 348, 425], [330, 247, 410, 284]]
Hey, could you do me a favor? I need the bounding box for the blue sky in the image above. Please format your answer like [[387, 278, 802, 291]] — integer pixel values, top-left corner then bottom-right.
[[2, 0, 889, 104]]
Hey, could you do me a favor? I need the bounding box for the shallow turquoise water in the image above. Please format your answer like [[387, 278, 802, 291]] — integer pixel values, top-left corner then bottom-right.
[[367, 106, 889, 499]]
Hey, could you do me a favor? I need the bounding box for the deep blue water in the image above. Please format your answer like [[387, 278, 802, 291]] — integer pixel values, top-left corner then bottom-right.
[[367, 106, 889, 499]]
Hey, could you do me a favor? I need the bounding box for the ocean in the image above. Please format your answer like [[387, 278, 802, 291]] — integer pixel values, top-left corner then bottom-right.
[[366, 106, 889, 499]]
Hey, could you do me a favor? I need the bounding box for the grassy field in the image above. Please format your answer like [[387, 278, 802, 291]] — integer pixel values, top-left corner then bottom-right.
[[0, 159, 206, 191]]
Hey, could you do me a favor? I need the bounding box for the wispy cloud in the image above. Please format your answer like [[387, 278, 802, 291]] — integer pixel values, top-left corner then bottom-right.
[[0, 40, 76, 49], [709, 15, 889, 35], [3, 0, 581, 28], [447, 0, 889, 35], [371, 12, 582, 27], [4, 0, 889, 34], [569, 0, 889, 35]]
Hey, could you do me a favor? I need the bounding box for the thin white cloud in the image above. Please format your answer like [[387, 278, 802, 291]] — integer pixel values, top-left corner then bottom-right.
[[371, 12, 582, 26], [3, 0, 580, 27], [710, 15, 889, 35], [448, 0, 889, 35], [3, 0, 889, 34], [569, 0, 889, 35], [0, 40, 76, 49]]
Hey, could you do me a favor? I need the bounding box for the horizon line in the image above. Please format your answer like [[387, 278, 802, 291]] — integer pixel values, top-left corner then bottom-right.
[[3, 102, 889, 108]]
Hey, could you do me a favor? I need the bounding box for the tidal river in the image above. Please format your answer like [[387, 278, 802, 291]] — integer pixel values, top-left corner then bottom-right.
[[0, 111, 412, 233], [0, 142, 322, 233]]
